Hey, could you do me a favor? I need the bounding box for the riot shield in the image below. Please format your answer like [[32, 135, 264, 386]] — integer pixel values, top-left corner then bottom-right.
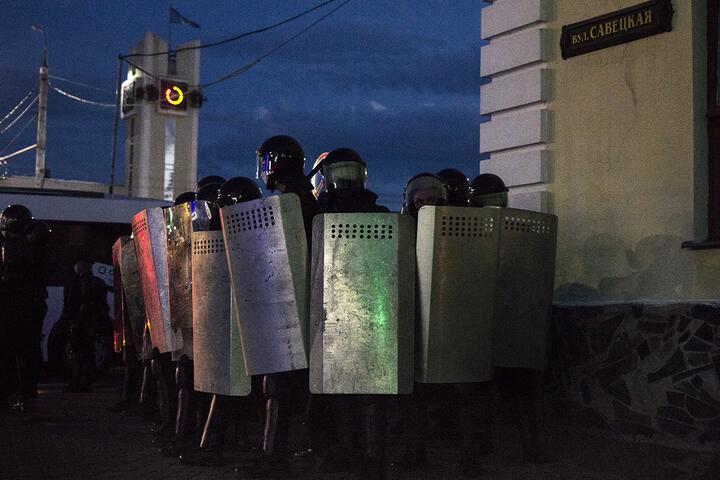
[[221, 194, 309, 375], [112, 237, 126, 353], [132, 208, 182, 353], [492, 208, 557, 370], [192, 230, 251, 396], [119, 238, 147, 359], [309, 213, 416, 394], [165, 203, 194, 332], [415, 206, 497, 383]]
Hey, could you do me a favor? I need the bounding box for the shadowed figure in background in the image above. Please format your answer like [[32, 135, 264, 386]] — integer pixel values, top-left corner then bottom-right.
[[63, 258, 109, 393]]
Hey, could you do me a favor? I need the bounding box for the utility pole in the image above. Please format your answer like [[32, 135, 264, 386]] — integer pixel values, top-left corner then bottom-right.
[[32, 25, 48, 188]]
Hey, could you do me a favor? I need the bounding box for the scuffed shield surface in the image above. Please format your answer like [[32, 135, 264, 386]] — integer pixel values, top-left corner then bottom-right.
[[192, 231, 251, 396], [132, 208, 182, 353], [165, 203, 194, 332], [111, 237, 126, 353], [492, 208, 557, 370], [309, 213, 416, 394], [415, 206, 497, 383], [119, 237, 147, 358], [222, 194, 310, 375]]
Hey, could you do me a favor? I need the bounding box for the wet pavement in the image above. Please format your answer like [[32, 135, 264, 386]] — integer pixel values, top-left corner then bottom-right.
[[1, 377, 718, 479]]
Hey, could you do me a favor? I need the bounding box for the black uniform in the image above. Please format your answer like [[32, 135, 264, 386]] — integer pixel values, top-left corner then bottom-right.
[[0, 214, 50, 412], [317, 180, 389, 480], [63, 268, 109, 392]]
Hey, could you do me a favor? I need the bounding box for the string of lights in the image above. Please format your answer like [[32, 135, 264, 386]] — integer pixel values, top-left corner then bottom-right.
[[0, 95, 38, 135], [0, 90, 36, 128], [50, 84, 116, 108], [121, 0, 338, 59]]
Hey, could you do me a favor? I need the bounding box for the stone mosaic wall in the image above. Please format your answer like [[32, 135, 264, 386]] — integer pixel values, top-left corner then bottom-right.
[[549, 302, 720, 443]]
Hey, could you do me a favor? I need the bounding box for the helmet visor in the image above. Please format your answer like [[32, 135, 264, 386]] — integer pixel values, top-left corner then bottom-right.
[[323, 161, 367, 192], [405, 176, 447, 213], [256, 152, 280, 186]]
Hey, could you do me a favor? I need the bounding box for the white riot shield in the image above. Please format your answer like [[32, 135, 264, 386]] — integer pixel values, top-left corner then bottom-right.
[[119, 237, 147, 359], [309, 213, 416, 394], [415, 206, 497, 383], [192, 231, 251, 396], [132, 208, 182, 353], [493, 208, 557, 370], [166, 203, 205, 361], [165, 203, 194, 332], [112, 237, 126, 353], [221, 194, 309, 375]]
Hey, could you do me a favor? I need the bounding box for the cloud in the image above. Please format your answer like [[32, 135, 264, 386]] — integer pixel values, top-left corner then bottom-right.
[[254, 106, 270, 120], [369, 100, 388, 112]]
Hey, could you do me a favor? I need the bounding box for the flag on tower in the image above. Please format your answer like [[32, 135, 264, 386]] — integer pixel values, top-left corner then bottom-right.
[[170, 7, 200, 29]]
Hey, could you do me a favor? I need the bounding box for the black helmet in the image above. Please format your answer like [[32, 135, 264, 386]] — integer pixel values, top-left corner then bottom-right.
[[196, 175, 226, 192], [321, 148, 368, 192], [256, 135, 305, 191], [26, 219, 51, 247], [437, 168, 470, 207], [0, 204, 33, 234], [196, 182, 222, 204], [402, 173, 447, 217], [469, 173, 509, 208], [173, 191, 196, 206], [217, 177, 262, 208]]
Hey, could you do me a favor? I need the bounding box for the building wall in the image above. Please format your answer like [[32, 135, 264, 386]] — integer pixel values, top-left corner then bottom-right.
[[480, 0, 720, 445], [481, 0, 720, 303]]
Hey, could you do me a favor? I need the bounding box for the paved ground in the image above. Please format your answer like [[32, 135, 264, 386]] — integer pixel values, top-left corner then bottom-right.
[[1, 377, 718, 480]]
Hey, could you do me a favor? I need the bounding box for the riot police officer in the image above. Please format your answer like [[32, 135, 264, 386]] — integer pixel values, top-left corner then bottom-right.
[[401, 173, 448, 216], [0, 204, 47, 413], [317, 147, 388, 213], [399, 174, 493, 475], [469, 173, 550, 465], [257, 135, 320, 235], [235, 135, 320, 477], [316, 147, 389, 479], [195, 175, 227, 192], [397, 174, 446, 470], [179, 177, 261, 467], [159, 191, 200, 458], [437, 168, 471, 207]]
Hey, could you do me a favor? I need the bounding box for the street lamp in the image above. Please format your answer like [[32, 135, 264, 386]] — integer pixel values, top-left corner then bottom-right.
[[31, 24, 48, 67], [31, 24, 48, 188]]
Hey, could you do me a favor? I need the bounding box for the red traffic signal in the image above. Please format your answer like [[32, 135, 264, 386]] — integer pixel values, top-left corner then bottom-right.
[[159, 79, 188, 111]]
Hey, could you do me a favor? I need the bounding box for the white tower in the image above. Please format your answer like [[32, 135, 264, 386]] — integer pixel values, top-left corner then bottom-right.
[[121, 32, 200, 200]]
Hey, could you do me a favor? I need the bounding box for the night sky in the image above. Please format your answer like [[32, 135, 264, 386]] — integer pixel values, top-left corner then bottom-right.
[[1, 1, 484, 210]]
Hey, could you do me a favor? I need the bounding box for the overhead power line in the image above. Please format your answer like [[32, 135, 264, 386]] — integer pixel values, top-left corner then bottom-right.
[[122, 0, 352, 89], [0, 113, 36, 155], [48, 74, 115, 95], [0, 95, 38, 135], [50, 84, 115, 108], [0, 90, 35, 128], [121, 0, 338, 59]]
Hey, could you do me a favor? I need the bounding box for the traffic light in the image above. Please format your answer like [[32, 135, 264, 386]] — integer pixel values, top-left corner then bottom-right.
[[159, 79, 188, 112]]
